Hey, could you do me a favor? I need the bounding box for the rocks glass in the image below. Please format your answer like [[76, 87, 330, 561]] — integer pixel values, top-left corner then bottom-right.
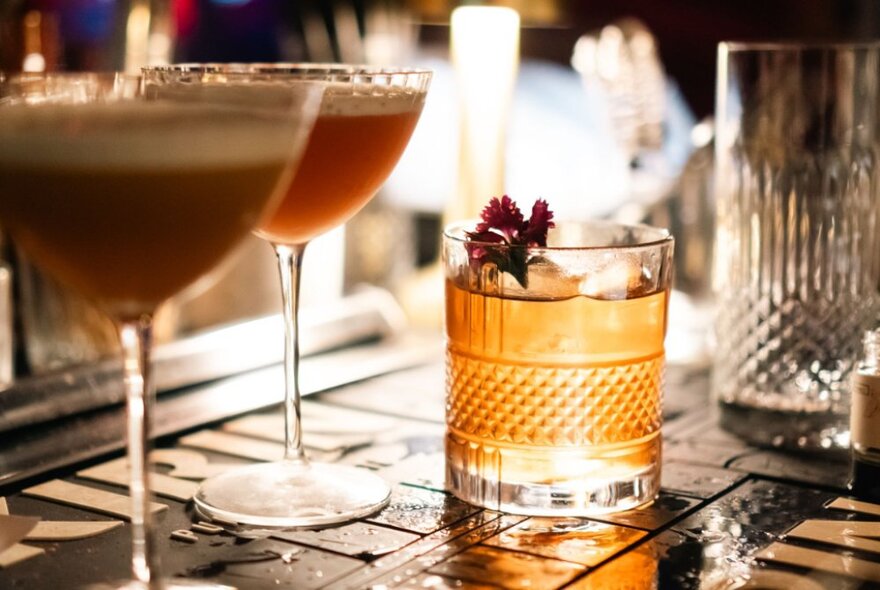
[[444, 220, 673, 515]]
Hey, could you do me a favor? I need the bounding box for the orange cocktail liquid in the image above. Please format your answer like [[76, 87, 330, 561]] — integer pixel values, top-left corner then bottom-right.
[[256, 109, 421, 245], [0, 162, 286, 319], [445, 279, 667, 514]]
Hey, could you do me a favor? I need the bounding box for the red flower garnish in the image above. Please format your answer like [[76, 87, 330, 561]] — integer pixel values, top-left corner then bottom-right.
[[464, 195, 555, 287], [467, 195, 554, 246], [472, 195, 525, 241]]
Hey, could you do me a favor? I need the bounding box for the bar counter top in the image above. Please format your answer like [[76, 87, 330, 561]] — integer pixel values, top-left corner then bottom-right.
[[0, 329, 873, 590]]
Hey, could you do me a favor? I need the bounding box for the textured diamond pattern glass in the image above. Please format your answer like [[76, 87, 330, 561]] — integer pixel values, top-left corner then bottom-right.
[[447, 352, 663, 446], [444, 220, 674, 516], [713, 43, 880, 450]]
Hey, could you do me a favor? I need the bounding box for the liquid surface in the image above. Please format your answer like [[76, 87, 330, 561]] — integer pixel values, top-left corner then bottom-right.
[[0, 102, 299, 168], [256, 89, 425, 245], [0, 102, 299, 318]]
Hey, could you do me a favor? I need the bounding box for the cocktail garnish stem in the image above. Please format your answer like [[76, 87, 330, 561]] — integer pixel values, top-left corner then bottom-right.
[[464, 195, 555, 288]]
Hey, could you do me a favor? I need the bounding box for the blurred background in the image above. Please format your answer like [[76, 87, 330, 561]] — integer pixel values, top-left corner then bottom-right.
[[1, 0, 879, 377], [4, 1, 880, 114]]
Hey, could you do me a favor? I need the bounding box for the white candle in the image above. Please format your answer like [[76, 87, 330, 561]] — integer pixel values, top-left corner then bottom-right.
[[449, 6, 520, 221], [124, 0, 173, 72]]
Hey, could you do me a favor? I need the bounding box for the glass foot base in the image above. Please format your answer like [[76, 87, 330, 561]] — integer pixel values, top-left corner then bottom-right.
[[193, 461, 391, 528], [86, 579, 234, 589], [445, 430, 661, 516], [718, 400, 850, 452]]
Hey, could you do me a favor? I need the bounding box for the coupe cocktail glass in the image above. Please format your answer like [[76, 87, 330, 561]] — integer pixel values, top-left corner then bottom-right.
[[444, 220, 674, 515], [148, 64, 432, 528], [0, 72, 321, 588]]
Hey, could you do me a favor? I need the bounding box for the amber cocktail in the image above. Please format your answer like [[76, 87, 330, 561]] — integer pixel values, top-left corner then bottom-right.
[[444, 220, 673, 515], [150, 64, 432, 529], [257, 83, 425, 244]]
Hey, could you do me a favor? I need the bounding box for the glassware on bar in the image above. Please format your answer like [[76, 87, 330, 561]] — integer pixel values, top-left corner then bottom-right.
[[0, 72, 321, 588], [145, 64, 432, 528], [713, 42, 880, 450], [444, 220, 674, 515]]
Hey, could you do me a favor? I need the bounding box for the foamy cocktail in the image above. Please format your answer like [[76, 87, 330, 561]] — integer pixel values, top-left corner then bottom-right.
[[0, 101, 304, 317], [444, 214, 674, 515], [0, 73, 322, 588]]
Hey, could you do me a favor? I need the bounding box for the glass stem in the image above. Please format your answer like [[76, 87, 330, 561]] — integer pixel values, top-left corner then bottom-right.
[[117, 315, 159, 586], [275, 243, 309, 464]]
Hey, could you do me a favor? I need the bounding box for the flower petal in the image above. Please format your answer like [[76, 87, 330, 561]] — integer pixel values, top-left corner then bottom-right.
[[474, 195, 524, 241], [521, 198, 555, 247]]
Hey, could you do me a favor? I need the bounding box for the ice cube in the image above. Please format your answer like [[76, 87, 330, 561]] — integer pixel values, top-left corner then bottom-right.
[[579, 256, 641, 300], [510, 257, 581, 299]]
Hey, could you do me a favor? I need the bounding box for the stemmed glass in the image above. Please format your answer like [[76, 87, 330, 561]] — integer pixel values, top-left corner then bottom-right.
[[146, 64, 431, 528], [0, 73, 322, 588]]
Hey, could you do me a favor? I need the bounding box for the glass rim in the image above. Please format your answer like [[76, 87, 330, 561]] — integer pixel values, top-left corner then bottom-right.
[[144, 63, 433, 77], [443, 219, 673, 252], [719, 40, 880, 52], [1, 71, 141, 83], [0, 72, 143, 102]]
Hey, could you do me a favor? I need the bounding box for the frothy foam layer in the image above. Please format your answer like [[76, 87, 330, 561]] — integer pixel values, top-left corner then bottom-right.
[[320, 84, 427, 117], [0, 101, 305, 169]]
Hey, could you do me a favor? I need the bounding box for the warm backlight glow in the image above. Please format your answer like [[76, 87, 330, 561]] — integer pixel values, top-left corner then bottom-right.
[[449, 6, 520, 221]]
